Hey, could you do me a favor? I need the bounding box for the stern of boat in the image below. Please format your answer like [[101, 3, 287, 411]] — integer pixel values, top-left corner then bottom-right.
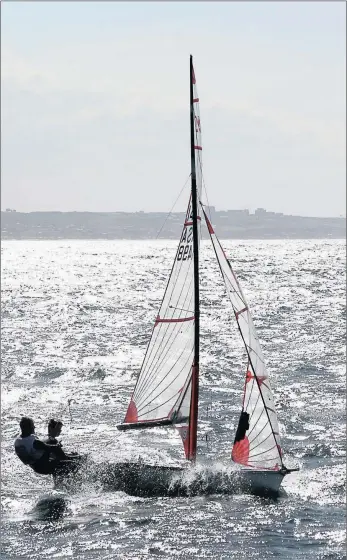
[[238, 469, 285, 496]]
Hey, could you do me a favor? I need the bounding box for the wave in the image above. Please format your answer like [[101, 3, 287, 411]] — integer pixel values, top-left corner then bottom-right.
[[53, 460, 284, 499]]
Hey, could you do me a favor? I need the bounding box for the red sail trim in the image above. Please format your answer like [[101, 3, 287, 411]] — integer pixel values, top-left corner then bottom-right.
[[193, 98, 199, 102], [232, 439, 281, 471], [188, 363, 199, 462], [236, 306, 248, 318], [232, 437, 250, 466], [246, 371, 268, 386], [154, 315, 195, 326], [184, 217, 201, 226], [194, 146, 202, 150], [124, 399, 138, 423], [205, 217, 215, 234]]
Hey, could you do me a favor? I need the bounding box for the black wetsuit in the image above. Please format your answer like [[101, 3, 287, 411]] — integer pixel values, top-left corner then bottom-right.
[[30, 440, 66, 475], [32, 437, 81, 476]]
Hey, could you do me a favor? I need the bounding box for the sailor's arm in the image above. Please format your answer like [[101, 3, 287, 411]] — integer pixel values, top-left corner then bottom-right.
[[33, 439, 67, 458]]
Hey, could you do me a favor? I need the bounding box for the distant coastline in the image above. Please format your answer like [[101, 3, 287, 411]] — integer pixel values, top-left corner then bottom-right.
[[1, 209, 346, 240]]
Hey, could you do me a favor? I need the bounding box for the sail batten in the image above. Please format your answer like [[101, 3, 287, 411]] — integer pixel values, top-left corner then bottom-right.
[[202, 208, 283, 471]]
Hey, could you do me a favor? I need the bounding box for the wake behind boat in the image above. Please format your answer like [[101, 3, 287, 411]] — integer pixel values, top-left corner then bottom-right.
[[116, 55, 299, 496]]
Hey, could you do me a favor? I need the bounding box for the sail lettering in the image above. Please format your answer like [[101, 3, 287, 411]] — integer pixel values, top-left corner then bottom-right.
[[177, 227, 193, 261]]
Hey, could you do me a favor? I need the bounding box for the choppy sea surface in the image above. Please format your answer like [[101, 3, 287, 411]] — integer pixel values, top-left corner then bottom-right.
[[1, 239, 346, 560]]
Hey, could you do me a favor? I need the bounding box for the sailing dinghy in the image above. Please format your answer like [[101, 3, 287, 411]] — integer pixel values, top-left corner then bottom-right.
[[117, 56, 298, 495]]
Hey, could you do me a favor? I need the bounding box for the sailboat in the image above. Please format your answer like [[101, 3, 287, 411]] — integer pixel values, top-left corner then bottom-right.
[[117, 55, 298, 495]]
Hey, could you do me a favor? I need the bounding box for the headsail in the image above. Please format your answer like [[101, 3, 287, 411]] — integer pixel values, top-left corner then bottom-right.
[[118, 57, 203, 462], [202, 208, 283, 471]]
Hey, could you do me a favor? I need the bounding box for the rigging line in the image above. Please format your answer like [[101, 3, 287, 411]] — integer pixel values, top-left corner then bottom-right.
[[224, 275, 248, 307], [141, 264, 192, 384], [163, 223, 192, 300], [200, 161, 213, 225], [53, 397, 76, 425], [135, 268, 194, 398], [135, 290, 194, 403], [132, 224, 192, 401], [225, 255, 248, 296], [136, 348, 194, 414], [136, 254, 194, 389], [143, 216, 193, 356], [141, 175, 201, 405], [221, 267, 248, 305], [126, 124, 200, 417], [248, 443, 278, 459], [158, 218, 193, 305], [213, 257, 247, 307], [204, 212, 283, 467], [155, 174, 191, 239]]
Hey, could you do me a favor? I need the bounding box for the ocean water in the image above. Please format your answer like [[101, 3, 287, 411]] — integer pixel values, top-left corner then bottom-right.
[[1, 239, 346, 560]]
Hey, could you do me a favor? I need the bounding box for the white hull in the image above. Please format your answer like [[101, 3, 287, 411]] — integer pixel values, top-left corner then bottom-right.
[[238, 469, 285, 495]]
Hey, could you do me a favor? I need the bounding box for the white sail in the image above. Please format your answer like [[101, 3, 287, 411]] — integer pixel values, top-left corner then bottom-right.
[[202, 209, 283, 471], [120, 63, 203, 438]]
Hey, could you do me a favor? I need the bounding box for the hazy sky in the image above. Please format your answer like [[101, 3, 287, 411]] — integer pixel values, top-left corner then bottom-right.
[[2, 2, 346, 216]]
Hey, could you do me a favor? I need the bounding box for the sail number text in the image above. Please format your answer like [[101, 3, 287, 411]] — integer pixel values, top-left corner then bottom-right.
[[177, 227, 193, 261]]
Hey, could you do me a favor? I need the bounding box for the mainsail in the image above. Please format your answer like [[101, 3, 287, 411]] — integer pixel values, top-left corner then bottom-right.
[[202, 208, 283, 471], [118, 57, 203, 462]]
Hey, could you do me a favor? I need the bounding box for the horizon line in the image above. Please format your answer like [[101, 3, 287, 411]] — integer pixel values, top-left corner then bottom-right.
[[2, 208, 346, 220]]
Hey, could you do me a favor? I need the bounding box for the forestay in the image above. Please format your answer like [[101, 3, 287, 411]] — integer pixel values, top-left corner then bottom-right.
[[119, 63, 203, 445], [202, 208, 283, 471]]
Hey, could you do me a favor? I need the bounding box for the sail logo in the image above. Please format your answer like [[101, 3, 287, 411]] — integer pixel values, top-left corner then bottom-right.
[[177, 227, 193, 261], [195, 115, 201, 133]]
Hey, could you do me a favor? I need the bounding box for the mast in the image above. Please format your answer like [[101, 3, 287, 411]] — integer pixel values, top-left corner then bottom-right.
[[188, 54, 200, 462]]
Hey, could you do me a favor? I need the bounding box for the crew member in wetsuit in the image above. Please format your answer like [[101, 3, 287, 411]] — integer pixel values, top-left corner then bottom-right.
[[45, 419, 63, 445], [14, 417, 68, 475], [44, 419, 81, 460]]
